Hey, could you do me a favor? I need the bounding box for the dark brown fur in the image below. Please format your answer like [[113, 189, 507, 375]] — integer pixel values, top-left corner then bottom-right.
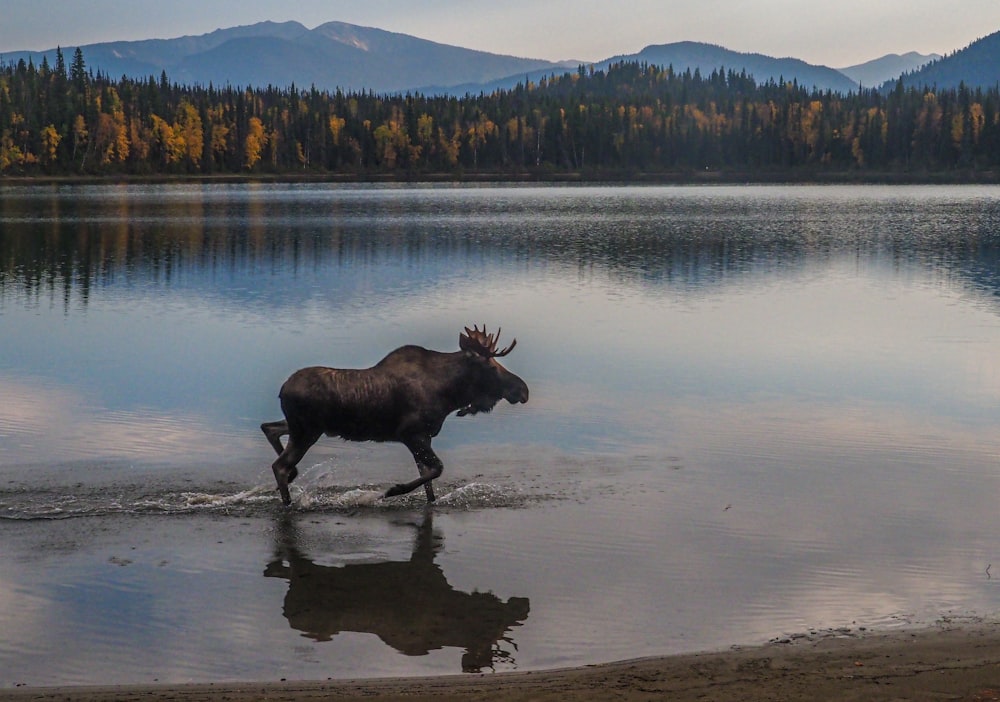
[[261, 327, 528, 505]]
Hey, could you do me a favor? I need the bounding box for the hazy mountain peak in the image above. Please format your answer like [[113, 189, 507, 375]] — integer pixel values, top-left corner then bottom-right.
[[204, 20, 309, 40], [310, 21, 381, 51], [837, 52, 940, 87], [600, 41, 859, 93], [0, 19, 571, 93]]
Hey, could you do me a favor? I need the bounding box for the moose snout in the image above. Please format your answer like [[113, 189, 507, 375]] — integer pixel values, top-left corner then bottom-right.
[[505, 378, 529, 405]]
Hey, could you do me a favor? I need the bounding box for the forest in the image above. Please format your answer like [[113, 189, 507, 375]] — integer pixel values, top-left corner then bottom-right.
[[2, 46, 1000, 179]]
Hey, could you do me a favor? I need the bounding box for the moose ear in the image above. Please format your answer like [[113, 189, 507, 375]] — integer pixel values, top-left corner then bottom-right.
[[459, 325, 487, 355]]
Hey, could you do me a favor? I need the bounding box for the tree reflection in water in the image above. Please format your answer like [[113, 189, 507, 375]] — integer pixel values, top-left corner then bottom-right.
[[264, 512, 530, 673]]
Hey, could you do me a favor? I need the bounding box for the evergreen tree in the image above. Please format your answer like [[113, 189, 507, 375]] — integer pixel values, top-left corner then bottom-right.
[[70, 47, 86, 89], [55, 47, 66, 78]]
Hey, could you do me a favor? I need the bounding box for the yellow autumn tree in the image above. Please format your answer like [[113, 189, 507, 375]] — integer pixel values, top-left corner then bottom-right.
[[40, 124, 62, 165], [129, 117, 150, 163], [244, 116, 266, 169], [0, 129, 25, 171], [95, 88, 131, 165], [328, 115, 346, 144], [969, 103, 986, 145], [175, 101, 203, 168], [951, 112, 965, 152], [373, 122, 400, 168], [205, 107, 229, 166], [372, 107, 411, 169], [466, 113, 496, 168], [150, 114, 184, 165], [94, 113, 119, 164], [93, 111, 129, 165], [800, 100, 824, 161], [415, 113, 434, 160], [437, 122, 462, 167], [71, 114, 88, 163]]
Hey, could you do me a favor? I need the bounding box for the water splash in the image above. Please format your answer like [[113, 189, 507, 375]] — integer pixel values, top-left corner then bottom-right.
[[0, 478, 538, 520], [296, 488, 385, 509], [286, 481, 531, 512], [174, 486, 275, 510], [437, 482, 525, 508], [0, 483, 277, 520]]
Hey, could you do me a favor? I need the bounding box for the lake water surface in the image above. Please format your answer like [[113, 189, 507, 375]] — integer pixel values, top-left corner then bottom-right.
[[2, 183, 1000, 686]]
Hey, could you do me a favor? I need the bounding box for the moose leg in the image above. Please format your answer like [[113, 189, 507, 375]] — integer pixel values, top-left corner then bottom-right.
[[271, 430, 320, 506], [416, 461, 437, 502], [385, 436, 443, 502], [421, 467, 436, 502], [261, 420, 289, 456]]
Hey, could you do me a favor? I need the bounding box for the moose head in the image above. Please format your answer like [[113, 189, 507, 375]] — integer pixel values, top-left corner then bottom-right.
[[457, 325, 528, 416]]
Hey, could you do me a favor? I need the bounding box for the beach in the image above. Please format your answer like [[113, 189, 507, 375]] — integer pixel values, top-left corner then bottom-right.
[[5, 623, 1000, 701]]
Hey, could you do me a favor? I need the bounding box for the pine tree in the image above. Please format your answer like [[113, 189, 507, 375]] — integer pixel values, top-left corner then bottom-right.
[[70, 47, 87, 89]]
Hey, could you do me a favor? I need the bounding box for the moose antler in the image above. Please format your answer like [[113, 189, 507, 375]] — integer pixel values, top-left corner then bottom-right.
[[460, 324, 517, 358]]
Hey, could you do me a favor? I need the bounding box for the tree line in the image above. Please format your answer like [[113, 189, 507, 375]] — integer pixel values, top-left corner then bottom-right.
[[2, 46, 1000, 177]]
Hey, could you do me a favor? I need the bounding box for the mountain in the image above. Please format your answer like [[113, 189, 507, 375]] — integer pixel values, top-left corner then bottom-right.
[[836, 52, 940, 88], [601, 42, 861, 93], [1, 21, 988, 97], [433, 41, 865, 96], [0, 20, 572, 93], [889, 31, 1000, 91]]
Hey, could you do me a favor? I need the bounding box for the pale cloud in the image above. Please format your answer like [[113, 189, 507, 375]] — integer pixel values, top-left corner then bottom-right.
[[0, 374, 255, 466], [0, 575, 50, 659]]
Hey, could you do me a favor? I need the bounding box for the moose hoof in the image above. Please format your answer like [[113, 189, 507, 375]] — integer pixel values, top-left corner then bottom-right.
[[272, 465, 293, 505], [384, 484, 408, 498]]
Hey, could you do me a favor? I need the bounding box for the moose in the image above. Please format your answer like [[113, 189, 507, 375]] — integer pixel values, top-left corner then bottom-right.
[[261, 325, 529, 505]]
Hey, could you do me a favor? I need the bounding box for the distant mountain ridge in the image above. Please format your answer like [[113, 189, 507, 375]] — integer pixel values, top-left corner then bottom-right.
[[435, 42, 929, 96], [0, 20, 993, 95], [891, 31, 1000, 90], [837, 52, 940, 88], [450, 42, 853, 95], [602, 42, 859, 93], [0, 20, 574, 93]]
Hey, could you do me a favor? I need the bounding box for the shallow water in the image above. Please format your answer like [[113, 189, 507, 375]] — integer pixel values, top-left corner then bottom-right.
[[2, 183, 1000, 686]]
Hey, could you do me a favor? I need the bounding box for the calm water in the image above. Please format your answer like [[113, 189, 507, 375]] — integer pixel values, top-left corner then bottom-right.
[[2, 183, 1000, 686]]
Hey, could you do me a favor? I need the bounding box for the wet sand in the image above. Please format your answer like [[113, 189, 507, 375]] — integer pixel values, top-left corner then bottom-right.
[[5, 624, 1000, 701]]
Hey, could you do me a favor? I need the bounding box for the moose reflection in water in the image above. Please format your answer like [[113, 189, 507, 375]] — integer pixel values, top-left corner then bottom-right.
[[261, 325, 529, 505], [264, 513, 530, 673]]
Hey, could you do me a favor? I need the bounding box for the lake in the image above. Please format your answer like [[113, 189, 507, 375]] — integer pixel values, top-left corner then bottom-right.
[[2, 182, 1000, 686]]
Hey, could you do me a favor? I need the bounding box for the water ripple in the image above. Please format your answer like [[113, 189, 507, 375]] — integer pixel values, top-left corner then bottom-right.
[[0, 480, 539, 520]]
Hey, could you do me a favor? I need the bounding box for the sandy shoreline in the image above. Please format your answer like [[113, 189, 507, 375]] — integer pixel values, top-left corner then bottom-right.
[[5, 623, 1000, 701]]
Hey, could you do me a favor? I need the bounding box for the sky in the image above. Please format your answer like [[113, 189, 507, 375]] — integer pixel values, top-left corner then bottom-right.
[[2, 0, 1000, 68]]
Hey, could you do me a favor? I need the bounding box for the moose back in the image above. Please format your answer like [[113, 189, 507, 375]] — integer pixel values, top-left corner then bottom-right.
[[261, 326, 529, 505]]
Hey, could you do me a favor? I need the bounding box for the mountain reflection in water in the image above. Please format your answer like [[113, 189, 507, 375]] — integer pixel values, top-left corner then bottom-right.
[[264, 512, 529, 673], [4, 183, 999, 312]]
